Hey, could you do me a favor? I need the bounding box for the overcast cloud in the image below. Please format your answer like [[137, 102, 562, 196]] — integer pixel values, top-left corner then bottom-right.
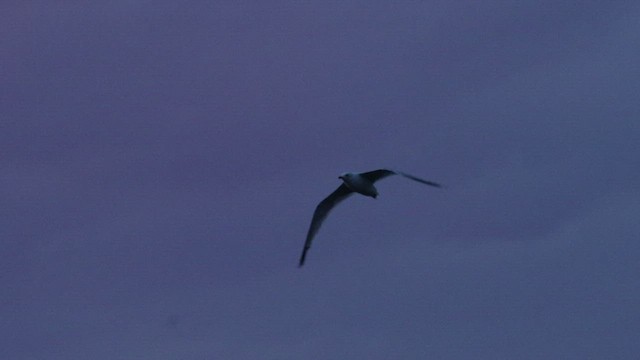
[[2, 1, 639, 359]]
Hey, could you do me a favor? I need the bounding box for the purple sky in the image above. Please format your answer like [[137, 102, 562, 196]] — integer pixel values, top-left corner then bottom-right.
[[2, 1, 640, 358]]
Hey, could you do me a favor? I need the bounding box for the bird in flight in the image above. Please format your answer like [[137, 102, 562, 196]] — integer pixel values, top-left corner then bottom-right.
[[299, 169, 441, 267]]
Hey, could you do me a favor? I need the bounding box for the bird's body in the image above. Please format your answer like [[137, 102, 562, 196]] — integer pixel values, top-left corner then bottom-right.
[[299, 169, 441, 267], [339, 172, 379, 198]]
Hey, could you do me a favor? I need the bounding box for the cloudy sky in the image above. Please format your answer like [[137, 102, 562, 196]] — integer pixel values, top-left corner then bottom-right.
[[2, 1, 639, 359]]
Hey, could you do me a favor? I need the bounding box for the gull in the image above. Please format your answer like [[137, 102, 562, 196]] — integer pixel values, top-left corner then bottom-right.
[[299, 169, 441, 267]]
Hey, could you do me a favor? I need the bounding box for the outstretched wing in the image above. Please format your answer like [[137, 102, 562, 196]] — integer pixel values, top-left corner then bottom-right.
[[395, 170, 442, 187], [359, 169, 396, 183], [299, 184, 353, 267], [360, 169, 442, 188]]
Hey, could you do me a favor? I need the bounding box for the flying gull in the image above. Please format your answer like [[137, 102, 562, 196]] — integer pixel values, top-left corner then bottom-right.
[[299, 169, 441, 267]]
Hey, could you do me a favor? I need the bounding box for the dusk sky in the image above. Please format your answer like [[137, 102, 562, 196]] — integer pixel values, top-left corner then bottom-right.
[[2, 1, 639, 359]]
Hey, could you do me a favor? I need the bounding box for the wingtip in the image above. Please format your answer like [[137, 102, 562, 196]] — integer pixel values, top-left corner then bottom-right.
[[298, 252, 307, 267]]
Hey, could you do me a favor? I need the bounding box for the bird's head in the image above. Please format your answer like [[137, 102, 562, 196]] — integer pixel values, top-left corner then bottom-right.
[[338, 172, 353, 180]]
